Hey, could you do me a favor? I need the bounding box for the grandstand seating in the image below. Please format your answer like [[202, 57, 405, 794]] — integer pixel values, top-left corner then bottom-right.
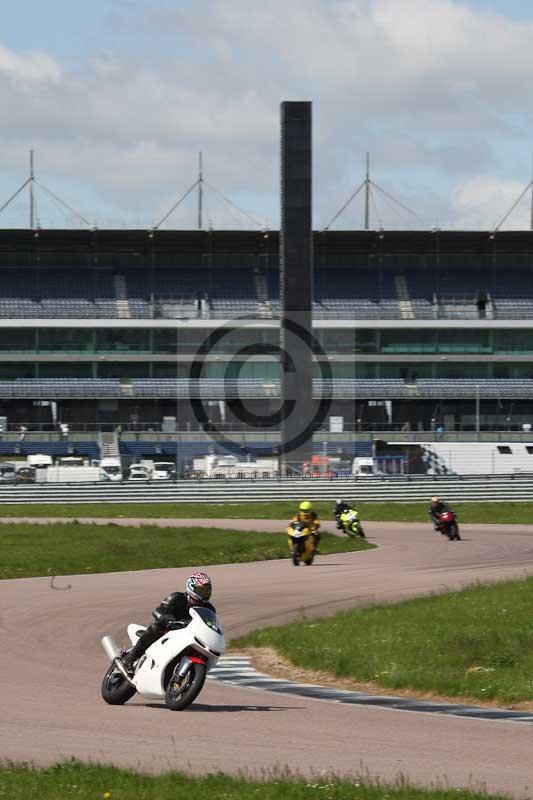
[[0, 269, 117, 318], [267, 269, 402, 318], [0, 377, 530, 400], [0, 441, 99, 459], [0, 379, 121, 398], [124, 268, 258, 318], [0, 265, 531, 320], [416, 379, 533, 399]]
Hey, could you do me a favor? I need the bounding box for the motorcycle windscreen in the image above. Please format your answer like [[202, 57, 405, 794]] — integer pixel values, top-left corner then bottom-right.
[[192, 607, 223, 635]]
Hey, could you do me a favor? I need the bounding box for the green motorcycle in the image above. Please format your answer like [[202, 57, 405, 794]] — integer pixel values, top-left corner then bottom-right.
[[339, 510, 366, 539]]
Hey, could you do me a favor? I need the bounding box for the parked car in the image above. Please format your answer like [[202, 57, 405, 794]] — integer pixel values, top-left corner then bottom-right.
[[128, 465, 150, 482], [16, 466, 36, 483], [151, 462, 176, 481], [0, 462, 17, 483]]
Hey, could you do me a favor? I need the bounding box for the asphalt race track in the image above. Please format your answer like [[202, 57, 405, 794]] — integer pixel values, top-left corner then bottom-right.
[[2, 520, 533, 797]]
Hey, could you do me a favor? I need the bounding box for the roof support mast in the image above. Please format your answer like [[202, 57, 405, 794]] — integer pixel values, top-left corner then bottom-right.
[[29, 150, 35, 230], [364, 152, 370, 230], [198, 151, 203, 230], [530, 153, 533, 231]]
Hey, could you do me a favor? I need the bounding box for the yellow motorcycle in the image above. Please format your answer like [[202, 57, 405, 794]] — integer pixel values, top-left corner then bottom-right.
[[287, 521, 316, 566]]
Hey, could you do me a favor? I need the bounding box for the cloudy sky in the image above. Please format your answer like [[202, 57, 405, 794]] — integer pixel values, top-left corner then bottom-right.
[[2, 0, 533, 230]]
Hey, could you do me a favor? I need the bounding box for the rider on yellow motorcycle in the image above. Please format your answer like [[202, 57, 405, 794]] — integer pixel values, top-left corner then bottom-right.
[[291, 501, 321, 551]]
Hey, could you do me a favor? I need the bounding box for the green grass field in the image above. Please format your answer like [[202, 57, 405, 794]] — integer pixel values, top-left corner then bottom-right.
[[1, 500, 533, 524], [234, 576, 533, 705], [0, 522, 372, 579], [0, 761, 508, 800]]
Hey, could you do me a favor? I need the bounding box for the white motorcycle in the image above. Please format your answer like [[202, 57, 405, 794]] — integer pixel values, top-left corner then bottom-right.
[[101, 606, 225, 711]]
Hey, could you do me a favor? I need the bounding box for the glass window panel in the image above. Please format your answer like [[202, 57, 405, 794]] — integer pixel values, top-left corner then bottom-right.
[[153, 363, 190, 378], [154, 330, 177, 354], [437, 330, 491, 354], [0, 363, 34, 379], [97, 362, 149, 378], [380, 330, 437, 354], [493, 363, 533, 379], [434, 362, 489, 378], [320, 330, 376, 355], [493, 330, 533, 354], [38, 362, 92, 377], [379, 363, 433, 379], [0, 329, 35, 351], [39, 329, 93, 352], [96, 330, 149, 353]]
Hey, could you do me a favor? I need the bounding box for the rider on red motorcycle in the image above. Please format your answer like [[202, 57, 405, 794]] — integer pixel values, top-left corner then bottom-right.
[[429, 496, 450, 530]]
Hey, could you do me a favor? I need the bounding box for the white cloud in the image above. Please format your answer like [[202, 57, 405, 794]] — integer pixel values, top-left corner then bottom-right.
[[451, 175, 531, 230], [2, 1, 533, 228], [0, 44, 61, 82]]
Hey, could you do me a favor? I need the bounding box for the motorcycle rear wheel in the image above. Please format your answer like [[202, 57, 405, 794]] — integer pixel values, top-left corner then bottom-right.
[[101, 664, 136, 705], [165, 662, 207, 710]]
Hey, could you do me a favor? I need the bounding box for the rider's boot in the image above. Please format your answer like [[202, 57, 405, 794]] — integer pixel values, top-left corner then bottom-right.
[[119, 649, 138, 675]]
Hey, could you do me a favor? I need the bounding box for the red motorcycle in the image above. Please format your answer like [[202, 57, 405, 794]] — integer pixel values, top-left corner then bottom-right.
[[437, 510, 461, 541]]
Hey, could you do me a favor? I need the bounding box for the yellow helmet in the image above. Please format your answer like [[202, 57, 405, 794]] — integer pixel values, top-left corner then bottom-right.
[[299, 501, 312, 512]]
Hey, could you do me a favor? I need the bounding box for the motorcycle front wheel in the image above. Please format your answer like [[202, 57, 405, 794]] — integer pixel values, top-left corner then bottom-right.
[[101, 663, 137, 705], [165, 662, 207, 710], [292, 545, 300, 566]]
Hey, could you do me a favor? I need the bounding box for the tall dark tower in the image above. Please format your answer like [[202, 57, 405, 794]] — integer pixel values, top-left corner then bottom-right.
[[280, 101, 315, 468]]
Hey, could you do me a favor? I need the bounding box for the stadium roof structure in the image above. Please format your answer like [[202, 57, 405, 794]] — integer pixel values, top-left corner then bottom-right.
[[1, 227, 533, 258]]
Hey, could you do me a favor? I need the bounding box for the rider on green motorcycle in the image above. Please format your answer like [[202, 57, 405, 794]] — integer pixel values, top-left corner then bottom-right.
[[339, 502, 366, 538]]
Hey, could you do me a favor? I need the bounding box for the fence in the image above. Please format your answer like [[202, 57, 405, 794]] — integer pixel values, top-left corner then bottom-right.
[[1, 474, 533, 504]]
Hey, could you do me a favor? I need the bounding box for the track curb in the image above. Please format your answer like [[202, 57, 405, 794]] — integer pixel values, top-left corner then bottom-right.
[[209, 656, 533, 724]]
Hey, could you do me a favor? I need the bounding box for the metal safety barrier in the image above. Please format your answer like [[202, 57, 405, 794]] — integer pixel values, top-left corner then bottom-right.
[[1, 475, 533, 504]]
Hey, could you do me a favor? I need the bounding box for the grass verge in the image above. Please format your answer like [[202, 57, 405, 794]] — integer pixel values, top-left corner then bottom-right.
[[1, 500, 533, 524], [0, 523, 372, 579], [0, 761, 509, 800], [233, 577, 533, 706]]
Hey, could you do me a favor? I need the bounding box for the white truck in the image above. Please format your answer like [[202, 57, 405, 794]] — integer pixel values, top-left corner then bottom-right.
[[99, 457, 123, 482], [351, 457, 379, 477], [193, 454, 279, 479], [27, 454, 53, 470]]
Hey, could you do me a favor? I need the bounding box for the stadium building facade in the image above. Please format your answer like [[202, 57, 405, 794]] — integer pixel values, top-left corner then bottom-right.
[[0, 227, 532, 464]]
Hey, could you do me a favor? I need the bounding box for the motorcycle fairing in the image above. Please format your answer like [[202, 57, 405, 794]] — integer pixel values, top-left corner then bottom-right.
[[127, 623, 146, 646], [131, 608, 225, 699]]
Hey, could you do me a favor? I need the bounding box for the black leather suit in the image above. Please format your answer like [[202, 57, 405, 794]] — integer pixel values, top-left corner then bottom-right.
[[429, 501, 449, 527], [334, 501, 350, 517], [125, 592, 216, 664]]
